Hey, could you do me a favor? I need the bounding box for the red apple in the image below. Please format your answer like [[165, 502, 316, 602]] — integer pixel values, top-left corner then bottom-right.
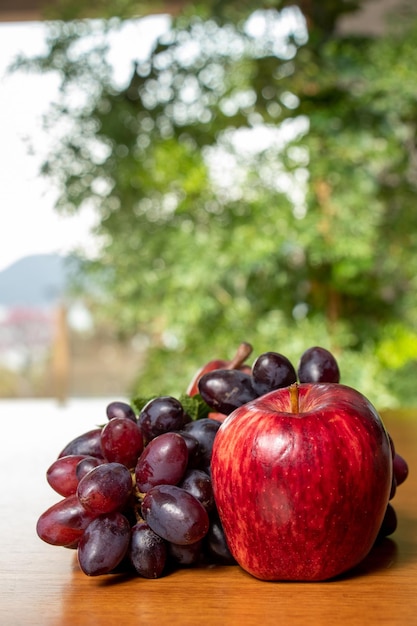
[[186, 342, 253, 397], [211, 382, 392, 581]]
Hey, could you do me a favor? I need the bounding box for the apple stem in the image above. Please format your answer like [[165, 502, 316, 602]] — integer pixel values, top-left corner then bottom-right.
[[289, 383, 300, 414], [227, 342, 253, 370]]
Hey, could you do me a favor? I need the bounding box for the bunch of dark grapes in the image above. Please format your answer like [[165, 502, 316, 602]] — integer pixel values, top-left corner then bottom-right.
[[37, 345, 409, 579], [37, 398, 234, 578], [197, 345, 341, 415]]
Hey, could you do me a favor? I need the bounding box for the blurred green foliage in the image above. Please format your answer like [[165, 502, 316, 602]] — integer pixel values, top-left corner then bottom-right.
[[12, 0, 417, 408]]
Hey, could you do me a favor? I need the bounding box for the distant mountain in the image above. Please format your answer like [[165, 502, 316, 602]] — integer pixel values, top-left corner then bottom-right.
[[0, 254, 77, 307]]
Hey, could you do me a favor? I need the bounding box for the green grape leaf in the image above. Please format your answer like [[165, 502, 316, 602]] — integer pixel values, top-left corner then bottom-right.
[[179, 393, 211, 421]]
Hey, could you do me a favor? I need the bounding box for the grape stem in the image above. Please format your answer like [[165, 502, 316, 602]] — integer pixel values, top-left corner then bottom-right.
[[227, 342, 253, 370], [289, 383, 300, 414], [133, 483, 146, 522]]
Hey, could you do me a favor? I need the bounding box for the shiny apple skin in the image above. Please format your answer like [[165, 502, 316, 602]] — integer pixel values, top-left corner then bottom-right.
[[211, 383, 392, 582]]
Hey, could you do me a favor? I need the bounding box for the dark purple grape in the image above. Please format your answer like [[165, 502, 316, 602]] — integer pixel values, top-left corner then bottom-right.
[[75, 456, 104, 481], [393, 453, 409, 486], [47, 454, 88, 497], [175, 431, 202, 468], [106, 400, 137, 423], [377, 503, 398, 539], [58, 428, 104, 459], [141, 484, 209, 545], [179, 469, 214, 512], [198, 369, 258, 415], [36, 494, 97, 547], [205, 514, 236, 565], [100, 416, 144, 468], [129, 522, 167, 578], [77, 512, 131, 576], [297, 346, 340, 383], [138, 396, 188, 443], [181, 418, 221, 469], [77, 462, 133, 515], [169, 540, 203, 566], [135, 432, 188, 493], [252, 351, 297, 395]]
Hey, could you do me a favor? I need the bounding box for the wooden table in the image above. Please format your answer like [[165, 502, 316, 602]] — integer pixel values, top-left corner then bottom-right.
[[1, 399, 416, 626]]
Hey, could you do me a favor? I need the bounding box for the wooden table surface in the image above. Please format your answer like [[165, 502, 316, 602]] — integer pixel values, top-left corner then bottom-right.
[[1, 399, 416, 626]]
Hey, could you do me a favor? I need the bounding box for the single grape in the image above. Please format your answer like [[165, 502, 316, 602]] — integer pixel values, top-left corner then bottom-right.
[[77, 462, 133, 515], [36, 494, 97, 547], [179, 469, 214, 512], [106, 400, 137, 423], [47, 454, 88, 497], [297, 346, 340, 383], [175, 431, 202, 469], [377, 503, 398, 539], [198, 369, 259, 415], [135, 432, 188, 493], [58, 428, 104, 459], [168, 540, 203, 566], [100, 416, 144, 468], [252, 351, 297, 396], [77, 512, 131, 576], [75, 456, 103, 481], [141, 484, 210, 545], [181, 418, 222, 470], [393, 453, 409, 486], [129, 521, 167, 578], [205, 514, 236, 565], [138, 396, 189, 443]]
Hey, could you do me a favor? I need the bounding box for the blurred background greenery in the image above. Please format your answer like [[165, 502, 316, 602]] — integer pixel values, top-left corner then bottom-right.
[[8, 0, 417, 408]]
